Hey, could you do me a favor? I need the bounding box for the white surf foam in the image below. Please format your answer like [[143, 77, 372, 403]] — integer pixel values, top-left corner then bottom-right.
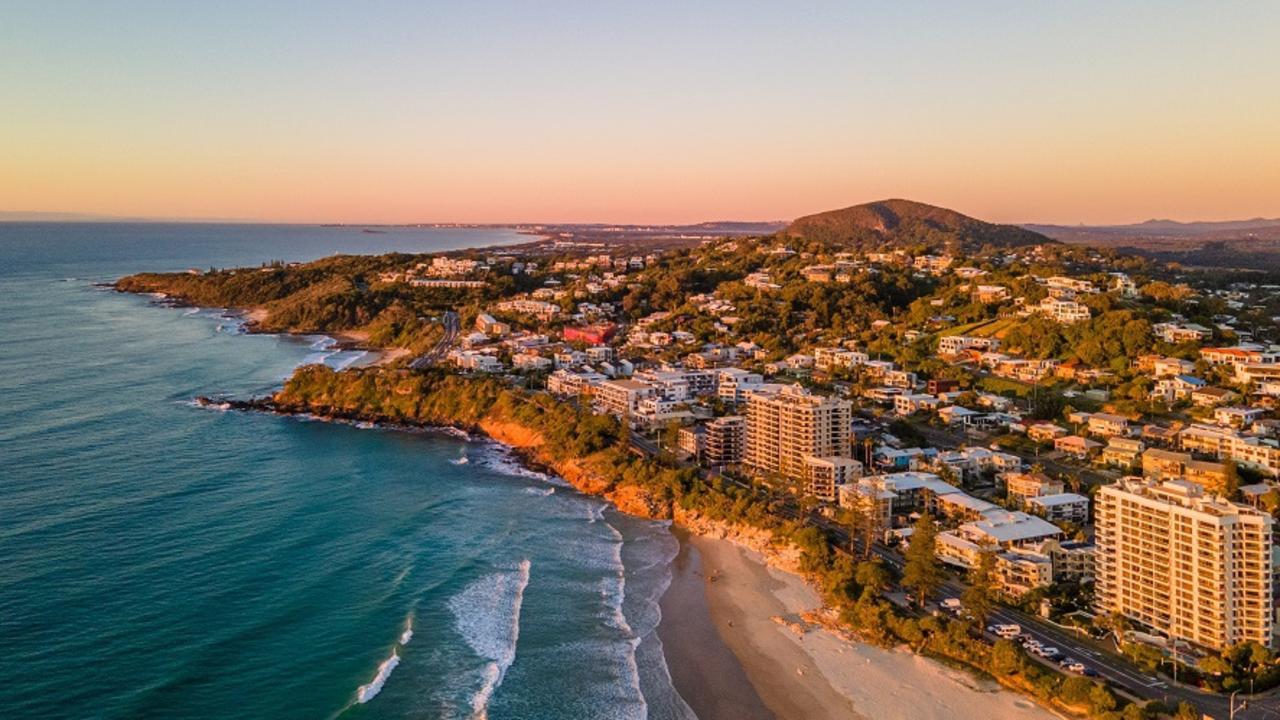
[[448, 559, 531, 719], [399, 614, 414, 646], [355, 651, 400, 704], [523, 486, 555, 496], [437, 426, 472, 441], [330, 350, 368, 370], [474, 445, 571, 488], [450, 456, 470, 465]]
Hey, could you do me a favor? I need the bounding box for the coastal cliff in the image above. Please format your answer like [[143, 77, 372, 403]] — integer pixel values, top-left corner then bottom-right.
[[266, 365, 689, 523]]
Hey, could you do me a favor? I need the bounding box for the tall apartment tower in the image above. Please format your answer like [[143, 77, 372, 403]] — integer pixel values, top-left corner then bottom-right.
[[704, 415, 746, 467], [1095, 477, 1274, 651], [745, 385, 852, 481]]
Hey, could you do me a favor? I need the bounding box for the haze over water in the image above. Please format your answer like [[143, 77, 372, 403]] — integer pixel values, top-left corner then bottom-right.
[[0, 224, 692, 719]]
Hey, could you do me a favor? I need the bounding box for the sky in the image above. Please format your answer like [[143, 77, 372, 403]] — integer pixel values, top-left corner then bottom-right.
[[2, 1, 1278, 225]]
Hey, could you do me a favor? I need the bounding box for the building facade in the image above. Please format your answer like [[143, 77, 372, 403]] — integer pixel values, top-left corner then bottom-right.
[[744, 385, 852, 481], [1095, 478, 1273, 651]]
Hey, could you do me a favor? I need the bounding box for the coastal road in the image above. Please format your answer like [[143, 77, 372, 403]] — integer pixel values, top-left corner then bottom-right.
[[410, 310, 460, 369]]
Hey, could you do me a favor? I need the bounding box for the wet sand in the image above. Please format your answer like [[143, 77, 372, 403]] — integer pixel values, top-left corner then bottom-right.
[[657, 528, 775, 720]]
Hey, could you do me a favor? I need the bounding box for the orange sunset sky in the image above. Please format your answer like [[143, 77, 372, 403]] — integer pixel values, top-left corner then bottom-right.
[[3, 2, 1278, 225]]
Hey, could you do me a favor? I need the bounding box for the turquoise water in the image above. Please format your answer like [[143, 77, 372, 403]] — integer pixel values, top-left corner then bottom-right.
[[0, 224, 693, 719]]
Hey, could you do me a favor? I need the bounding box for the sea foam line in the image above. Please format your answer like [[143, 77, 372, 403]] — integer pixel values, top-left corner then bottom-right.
[[355, 651, 400, 704], [399, 614, 414, 646], [448, 559, 531, 719]]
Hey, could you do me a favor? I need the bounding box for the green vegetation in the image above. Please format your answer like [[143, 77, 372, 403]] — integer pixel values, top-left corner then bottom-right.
[[784, 199, 1050, 254]]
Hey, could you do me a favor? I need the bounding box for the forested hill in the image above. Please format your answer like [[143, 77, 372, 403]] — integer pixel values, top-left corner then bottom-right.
[[784, 199, 1052, 254]]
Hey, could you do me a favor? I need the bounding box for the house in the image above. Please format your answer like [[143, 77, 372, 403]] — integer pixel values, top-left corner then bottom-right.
[[1003, 472, 1064, 507], [512, 353, 552, 371], [1027, 297, 1091, 324], [926, 378, 961, 394], [1100, 437, 1144, 469], [1192, 386, 1239, 407], [1055, 435, 1102, 459], [1151, 374, 1206, 403], [1215, 406, 1266, 429], [1087, 413, 1131, 438], [475, 313, 510, 336], [1026, 422, 1069, 443], [937, 336, 1000, 356], [974, 285, 1010, 303], [1152, 357, 1196, 377], [894, 393, 941, 416], [1154, 322, 1213, 344], [938, 405, 984, 427], [1141, 424, 1180, 447]]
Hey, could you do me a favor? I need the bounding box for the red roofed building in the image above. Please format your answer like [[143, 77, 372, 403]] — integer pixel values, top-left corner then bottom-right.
[[564, 323, 617, 344]]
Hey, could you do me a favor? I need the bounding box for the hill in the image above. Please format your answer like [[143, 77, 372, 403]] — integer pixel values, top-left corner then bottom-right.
[[1026, 218, 1280, 270], [784, 199, 1051, 253]]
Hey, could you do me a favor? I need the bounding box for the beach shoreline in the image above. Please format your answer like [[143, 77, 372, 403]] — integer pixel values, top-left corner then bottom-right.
[[670, 533, 1060, 720]]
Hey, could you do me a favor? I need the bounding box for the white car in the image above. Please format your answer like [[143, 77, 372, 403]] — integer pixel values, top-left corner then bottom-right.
[[993, 624, 1021, 639]]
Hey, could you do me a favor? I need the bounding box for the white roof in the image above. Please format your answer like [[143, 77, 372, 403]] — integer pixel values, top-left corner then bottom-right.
[[1027, 492, 1089, 507], [965, 512, 1062, 544]]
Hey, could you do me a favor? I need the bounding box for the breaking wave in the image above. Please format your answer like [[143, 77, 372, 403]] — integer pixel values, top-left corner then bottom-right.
[[355, 651, 400, 704], [448, 559, 531, 719]]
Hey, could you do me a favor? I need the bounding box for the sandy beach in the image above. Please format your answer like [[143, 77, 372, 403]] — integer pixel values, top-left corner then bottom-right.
[[661, 532, 1058, 720]]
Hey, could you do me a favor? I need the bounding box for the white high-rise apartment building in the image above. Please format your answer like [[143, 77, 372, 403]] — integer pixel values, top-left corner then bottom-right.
[[745, 385, 851, 481], [1095, 477, 1273, 651]]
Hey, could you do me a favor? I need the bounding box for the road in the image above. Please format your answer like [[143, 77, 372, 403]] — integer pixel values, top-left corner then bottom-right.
[[626, 430, 1276, 719], [410, 310, 459, 370]]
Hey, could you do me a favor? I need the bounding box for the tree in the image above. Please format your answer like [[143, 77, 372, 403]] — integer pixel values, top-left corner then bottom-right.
[[961, 549, 998, 626], [1223, 459, 1240, 498], [845, 492, 882, 559], [1089, 683, 1117, 714], [1199, 654, 1231, 677], [1120, 702, 1147, 720], [855, 559, 890, 598], [1174, 701, 1199, 720], [990, 639, 1024, 676], [902, 513, 942, 609]]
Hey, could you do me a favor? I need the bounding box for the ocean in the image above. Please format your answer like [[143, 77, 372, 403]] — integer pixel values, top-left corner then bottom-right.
[[0, 224, 695, 719]]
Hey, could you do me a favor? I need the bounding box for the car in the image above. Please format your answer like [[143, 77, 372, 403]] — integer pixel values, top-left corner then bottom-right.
[[993, 624, 1021, 638], [1082, 667, 1099, 677], [1066, 662, 1086, 673]]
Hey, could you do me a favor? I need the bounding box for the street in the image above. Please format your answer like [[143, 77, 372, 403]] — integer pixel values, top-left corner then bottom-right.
[[409, 310, 460, 369]]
